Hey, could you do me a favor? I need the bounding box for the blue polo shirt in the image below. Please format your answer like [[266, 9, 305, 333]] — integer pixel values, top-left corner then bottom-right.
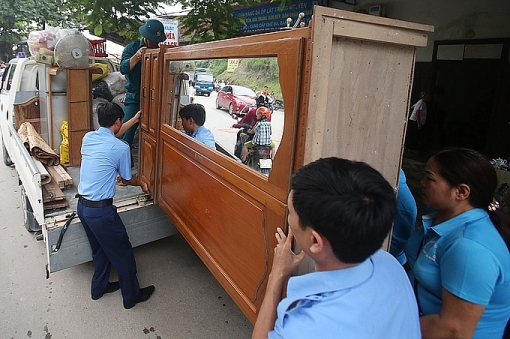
[[120, 39, 145, 105], [78, 127, 132, 201], [405, 208, 510, 338], [390, 169, 418, 264], [182, 125, 216, 149], [269, 250, 421, 339]]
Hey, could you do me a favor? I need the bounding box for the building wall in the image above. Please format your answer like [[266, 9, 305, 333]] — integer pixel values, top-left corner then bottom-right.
[[330, 0, 510, 62]]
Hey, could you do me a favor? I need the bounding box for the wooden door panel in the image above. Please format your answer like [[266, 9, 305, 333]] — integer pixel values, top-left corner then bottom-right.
[[149, 53, 160, 135], [140, 53, 152, 131], [156, 33, 305, 323], [139, 131, 156, 190], [157, 128, 283, 321]]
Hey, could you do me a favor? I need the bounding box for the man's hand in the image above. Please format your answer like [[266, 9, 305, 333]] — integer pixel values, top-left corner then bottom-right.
[[117, 175, 150, 194], [252, 227, 306, 339], [271, 227, 306, 279], [141, 181, 150, 194], [134, 47, 147, 62], [133, 110, 141, 123]]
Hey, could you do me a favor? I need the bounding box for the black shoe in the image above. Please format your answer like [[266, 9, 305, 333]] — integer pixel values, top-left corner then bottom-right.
[[91, 281, 120, 300], [124, 285, 155, 309]]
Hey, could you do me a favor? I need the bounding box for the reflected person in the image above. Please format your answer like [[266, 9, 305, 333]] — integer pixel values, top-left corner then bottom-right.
[[179, 103, 216, 149]]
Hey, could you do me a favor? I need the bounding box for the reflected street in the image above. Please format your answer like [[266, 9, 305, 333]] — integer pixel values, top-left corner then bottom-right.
[[194, 91, 284, 158]]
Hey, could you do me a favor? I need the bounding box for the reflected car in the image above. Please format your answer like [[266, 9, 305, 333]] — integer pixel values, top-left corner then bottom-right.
[[216, 85, 257, 118]]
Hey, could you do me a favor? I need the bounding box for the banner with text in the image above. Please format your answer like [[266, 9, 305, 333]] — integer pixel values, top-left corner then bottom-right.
[[227, 59, 240, 72], [160, 19, 179, 47], [235, 0, 324, 33]]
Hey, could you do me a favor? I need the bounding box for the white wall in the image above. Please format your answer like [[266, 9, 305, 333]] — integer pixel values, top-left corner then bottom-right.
[[330, 0, 510, 62]]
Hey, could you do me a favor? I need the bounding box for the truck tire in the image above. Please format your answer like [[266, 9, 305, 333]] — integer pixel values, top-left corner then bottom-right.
[[21, 187, 41, 232], [2, 136, 13, 166]]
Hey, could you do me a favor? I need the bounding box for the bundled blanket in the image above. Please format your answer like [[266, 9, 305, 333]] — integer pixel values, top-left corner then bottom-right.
[[18, 122, 60, 166]]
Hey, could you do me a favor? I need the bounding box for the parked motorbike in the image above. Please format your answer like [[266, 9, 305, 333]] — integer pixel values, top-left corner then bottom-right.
[[256, 95, 274, 114], [272, 98, 284, 111]]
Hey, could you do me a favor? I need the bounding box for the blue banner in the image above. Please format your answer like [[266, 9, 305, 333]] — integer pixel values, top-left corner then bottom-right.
[[235, 0, 325, 33]]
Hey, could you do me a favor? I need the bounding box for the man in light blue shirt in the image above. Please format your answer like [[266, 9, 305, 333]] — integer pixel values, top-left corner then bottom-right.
[[77, 102, 155, 309], [179, 103, 216, 149], [252, 158, 421, 339]]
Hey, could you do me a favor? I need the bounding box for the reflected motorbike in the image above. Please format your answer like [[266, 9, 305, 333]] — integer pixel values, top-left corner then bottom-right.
[[245, 145, 272, 176], [256, 95, 274, 114], [233, 124, 253, 159], [272, 98, 284, 111]]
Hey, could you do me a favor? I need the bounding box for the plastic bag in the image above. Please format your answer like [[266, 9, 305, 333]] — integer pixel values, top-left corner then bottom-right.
[[92, 80, 113, 101], [103, 72, 126, 97], [27, 29, 58, 56], [112, 94, 126, 110], [92, 98, 110, 130], [91, 63, 110, 82]]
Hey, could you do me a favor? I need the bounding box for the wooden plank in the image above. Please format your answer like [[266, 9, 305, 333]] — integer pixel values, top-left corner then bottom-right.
[[42, 177, 66, 203], [51, 165, 72, 188], [47, 165, 65, 189], [43, 199, 68, 210], [315, 6, 434, 47], [56, 165, 73, 187]]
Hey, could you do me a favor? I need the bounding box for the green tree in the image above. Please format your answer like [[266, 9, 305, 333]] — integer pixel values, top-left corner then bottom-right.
[[0, 0, 172, 61], [69, 0, 167, 42], [0, 0, 74, 61]]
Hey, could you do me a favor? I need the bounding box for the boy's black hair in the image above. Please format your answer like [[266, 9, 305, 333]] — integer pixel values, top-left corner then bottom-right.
[[179, 103, 206, 126], [291, 157, 397, 263], [97, 102, 124, 128]]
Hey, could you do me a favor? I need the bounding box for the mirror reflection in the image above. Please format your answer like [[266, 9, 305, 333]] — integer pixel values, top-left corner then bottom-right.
[[167, 58, 284, 176]]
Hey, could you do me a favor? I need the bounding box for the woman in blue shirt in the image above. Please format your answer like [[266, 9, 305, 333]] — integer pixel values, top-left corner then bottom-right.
[[405, 147, 510, 338]]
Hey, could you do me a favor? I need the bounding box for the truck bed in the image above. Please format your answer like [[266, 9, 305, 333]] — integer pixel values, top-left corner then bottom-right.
[[41, 148, 178, 274], [4, 123, 178, 274], [44, 165, 145, 225]]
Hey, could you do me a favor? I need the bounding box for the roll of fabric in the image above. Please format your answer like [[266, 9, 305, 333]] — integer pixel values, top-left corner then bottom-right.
[[18, 122, 60, 166], [33, 157, 52, 185]]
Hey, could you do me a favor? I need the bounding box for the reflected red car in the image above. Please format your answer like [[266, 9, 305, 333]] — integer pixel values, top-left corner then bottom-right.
[[215, 85, 257, 118]]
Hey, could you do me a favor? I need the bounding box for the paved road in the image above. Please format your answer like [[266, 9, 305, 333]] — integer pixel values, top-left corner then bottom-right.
[[0, 151, 253, 338], [195, 92, 284, 157]]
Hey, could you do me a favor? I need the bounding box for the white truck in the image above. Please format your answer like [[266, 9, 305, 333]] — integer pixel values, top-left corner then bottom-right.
[[0, 56, 177, 276]]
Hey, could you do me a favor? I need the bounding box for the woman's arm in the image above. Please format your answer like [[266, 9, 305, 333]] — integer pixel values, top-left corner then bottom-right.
[[420, 288, 485, 339]]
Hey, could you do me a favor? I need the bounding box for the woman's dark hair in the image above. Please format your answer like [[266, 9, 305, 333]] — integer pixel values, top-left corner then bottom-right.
[[432, 147, 510, 248], [291, 157, 397, 263]]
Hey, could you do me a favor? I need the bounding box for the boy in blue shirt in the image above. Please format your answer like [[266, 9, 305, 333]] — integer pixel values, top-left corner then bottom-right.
[[253, 158, 421, 339]]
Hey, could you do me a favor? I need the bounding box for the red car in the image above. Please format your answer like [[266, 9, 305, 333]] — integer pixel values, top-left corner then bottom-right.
[[216, 85, 257, 118]]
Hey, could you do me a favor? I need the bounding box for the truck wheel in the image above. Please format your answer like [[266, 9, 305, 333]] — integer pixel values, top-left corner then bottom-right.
[[2, 136, 13, 166], [21, 188, 41, 232]]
